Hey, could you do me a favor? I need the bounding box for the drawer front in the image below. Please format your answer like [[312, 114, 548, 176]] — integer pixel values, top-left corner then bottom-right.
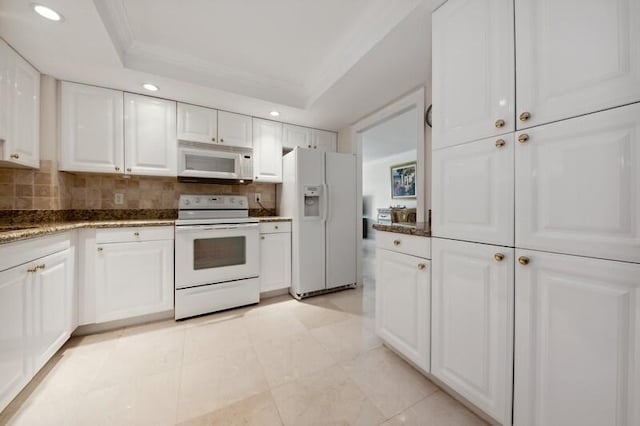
[[259, 222, 291, 234], [95, 226, 174, 244], [376, 232, 430, 259]]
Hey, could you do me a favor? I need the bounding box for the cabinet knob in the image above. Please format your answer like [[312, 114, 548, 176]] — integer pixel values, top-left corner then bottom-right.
[[494, 253, 505, 262], [220, 138, 224, 143], [495, 139, 506, 148], [417, 263, 426, 270], [212, 137, 216, 142], [97, 247, 103, 252], [134, 232, 140, 236], [27, 266, 37, 273], [494, 119, 506, 128], [393, 240, 401, 246], [10, 153, 19, 159], [275, 225, 279, 229], [126, 167, 132, 172], [308, 144, 312, 148], [519, 112, 531, 122], [115, 166, 121, 171], [518, 134, 530, 143], [518, 256, 530, 265], [261, 236, 265, 240]]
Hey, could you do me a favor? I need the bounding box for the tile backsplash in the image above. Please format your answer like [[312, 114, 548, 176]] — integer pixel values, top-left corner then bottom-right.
[[0, 161, 277, 211]]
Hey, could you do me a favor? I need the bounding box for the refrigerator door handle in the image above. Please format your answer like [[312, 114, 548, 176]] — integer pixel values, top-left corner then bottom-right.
[[322, 183, 329, 223]]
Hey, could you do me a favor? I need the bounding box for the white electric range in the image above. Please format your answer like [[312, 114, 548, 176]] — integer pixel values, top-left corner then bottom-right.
[[174, 194, 260, 320]]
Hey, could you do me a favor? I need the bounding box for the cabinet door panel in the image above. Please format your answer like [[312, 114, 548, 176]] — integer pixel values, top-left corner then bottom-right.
[[95, 240, 173, 323], [432, 135, 514, 246], [514, 249, 640, 426], [282, 124, 312, 150], [0, 41, 10, 148], [433, 0, 515, 149], [33, 249, 72, 371], [8, 52, 39, 168], [431, 238, 513, 425], [124, 93, 177, 176], [177, 103, 217, 144], [516, 0, 640, 129], [259, 233, 291, 292], [312, 129, 337, 152], [0, 265, 32, 412], [516, 103, 640, 263], [375, 249, 430, 371], [218, 111, 252, 148], [60, 82, 124, 173], [253, 118, 283, 183]]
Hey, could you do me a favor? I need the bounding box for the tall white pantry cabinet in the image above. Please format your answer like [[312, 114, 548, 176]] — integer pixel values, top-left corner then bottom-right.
[[432, 0, 640, 425]]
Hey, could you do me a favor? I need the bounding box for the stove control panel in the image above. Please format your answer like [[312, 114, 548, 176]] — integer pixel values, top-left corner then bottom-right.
[[178, 194, 248, 210]]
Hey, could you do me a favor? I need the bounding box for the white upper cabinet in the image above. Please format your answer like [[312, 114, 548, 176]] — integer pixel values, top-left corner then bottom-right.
[[432, 0, 515, 149], [218, 110, 252, 148], [312, 129, 337, 152], [177, 103, 218, 144], [516, 102, 640, 263], [60, 82, 124, 173], [0, 39, 39, 168], [432, 134, 514, 246], [252, 118, 282, 183], [283, 124, 312, 150], [514, 249, 640, 426], [515, 0, 640, 129], [124, 93, 177, 176], [376, 248, 430, 372], [431, 238, 514, 426]]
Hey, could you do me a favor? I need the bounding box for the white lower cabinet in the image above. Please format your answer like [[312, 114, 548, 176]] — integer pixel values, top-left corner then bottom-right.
[[32, 249, 73, 372], [431, 238, 514, 425], [514, 249, 640, 426], [376, 247, 430, 372], [259, 222, 291, 293], [95, 238, 174, 323], [0, 264, 32, 412], [0, 235, 74, 413]]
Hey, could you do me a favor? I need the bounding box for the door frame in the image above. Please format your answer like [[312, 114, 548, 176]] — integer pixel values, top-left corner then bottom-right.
[[350, 87, 428, 285]]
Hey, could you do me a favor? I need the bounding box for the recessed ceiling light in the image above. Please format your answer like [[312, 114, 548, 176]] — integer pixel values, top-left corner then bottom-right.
[[270, 111, 280, 117], [142, 83, 159, 92], [32, 3, 63, 21]]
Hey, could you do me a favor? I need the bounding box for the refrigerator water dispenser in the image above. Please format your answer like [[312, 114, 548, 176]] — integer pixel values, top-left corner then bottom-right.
[[303, 185, 322, 217]]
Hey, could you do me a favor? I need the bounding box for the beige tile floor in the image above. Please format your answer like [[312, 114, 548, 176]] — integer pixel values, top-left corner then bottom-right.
[[0, 245, 487, 426]]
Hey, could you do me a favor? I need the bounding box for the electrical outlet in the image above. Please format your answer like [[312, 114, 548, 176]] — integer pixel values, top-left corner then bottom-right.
[[255, 193, 261, 203], [114, 193, 124, 205]]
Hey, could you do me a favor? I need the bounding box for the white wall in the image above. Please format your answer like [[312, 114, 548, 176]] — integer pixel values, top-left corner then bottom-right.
[[363, 149, 417, 236]]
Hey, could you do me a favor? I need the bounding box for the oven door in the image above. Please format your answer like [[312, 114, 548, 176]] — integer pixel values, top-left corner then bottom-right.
[[175, 223, 259, 289], [178, 147, 244, 180]]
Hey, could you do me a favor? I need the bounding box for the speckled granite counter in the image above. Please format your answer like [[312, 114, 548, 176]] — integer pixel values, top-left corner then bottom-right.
[[372, 222, 431, 237], [257, 216, 292, 222], [0, 220, 176, 245]]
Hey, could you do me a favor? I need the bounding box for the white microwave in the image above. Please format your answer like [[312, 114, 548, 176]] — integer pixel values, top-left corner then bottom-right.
[[178, 144, 253, 184]]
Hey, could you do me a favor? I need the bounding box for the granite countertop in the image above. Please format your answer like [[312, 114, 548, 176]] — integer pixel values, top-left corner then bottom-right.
[[0, 219, 176, 245], [372, 222, 431, 237], [0, 215, 293, 245]]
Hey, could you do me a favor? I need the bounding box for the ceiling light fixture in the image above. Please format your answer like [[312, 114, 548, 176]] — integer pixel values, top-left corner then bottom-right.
[[270, 111, 280, 117], [32, 3, 63, 21], [142, 83, 159, 92]]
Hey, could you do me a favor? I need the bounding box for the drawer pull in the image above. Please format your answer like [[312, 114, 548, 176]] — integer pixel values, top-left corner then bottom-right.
[[495, 139, 506, 148], [519, 111, 531, 122], [417, 263, 426, 270], [27, 266, 37, 273], [97, 247, 103, 252], [393, 240, 401, 246], [134, 232, 140, 236], [495, 119, 505, 128], [518, 256, 530, 266], [275, 225, 279, 229], [37, 264, 45, 270], [518, 134, 529, 143], [494, 253, 505, 262]]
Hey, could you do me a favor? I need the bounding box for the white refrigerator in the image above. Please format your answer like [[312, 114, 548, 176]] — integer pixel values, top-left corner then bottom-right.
[[280, 148, 357, 298]]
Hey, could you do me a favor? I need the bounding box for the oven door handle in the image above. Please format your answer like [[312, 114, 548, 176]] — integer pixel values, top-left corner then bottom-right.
[[175, 223, 259, 232]]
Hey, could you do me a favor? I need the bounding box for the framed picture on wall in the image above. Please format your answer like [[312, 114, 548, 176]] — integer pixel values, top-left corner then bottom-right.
[[390, 161, 416, 199]]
